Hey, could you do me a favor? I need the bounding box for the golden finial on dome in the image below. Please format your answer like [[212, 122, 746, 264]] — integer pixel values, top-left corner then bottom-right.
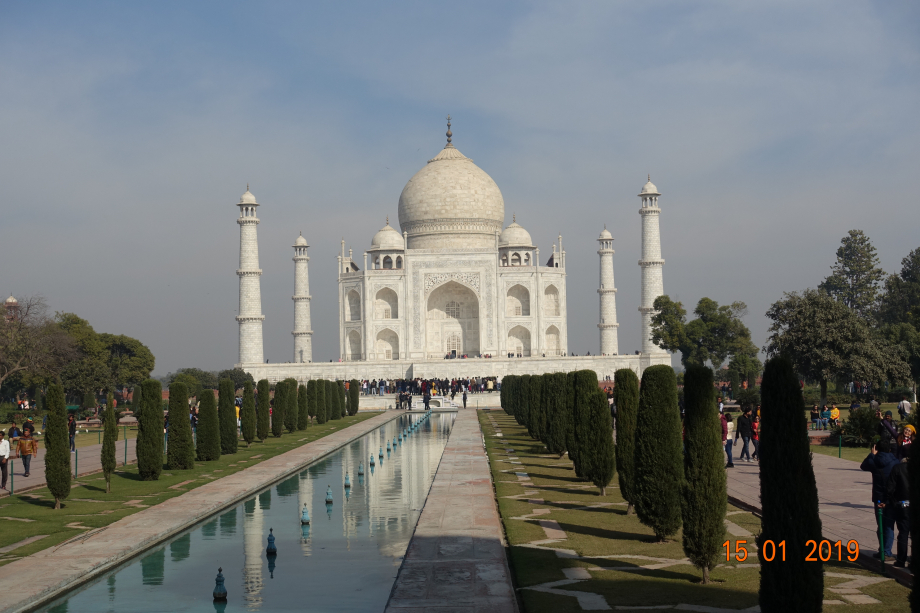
[[247, 183, 250, 191], [446, 115, 452, 146], [386, 215, 389, 225], [513, 213, 516, 223], [648, 174, 651, 182]]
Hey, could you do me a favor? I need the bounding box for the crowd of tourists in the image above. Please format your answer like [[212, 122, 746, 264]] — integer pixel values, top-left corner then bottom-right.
[[359, 377, 500, 397], [0, 417, 39, 489]]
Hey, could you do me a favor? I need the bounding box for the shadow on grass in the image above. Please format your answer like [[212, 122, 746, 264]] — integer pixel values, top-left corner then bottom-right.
[[546, 520, 651, 544], [16, 495, 58, 510], [527, 472, 585, 483]]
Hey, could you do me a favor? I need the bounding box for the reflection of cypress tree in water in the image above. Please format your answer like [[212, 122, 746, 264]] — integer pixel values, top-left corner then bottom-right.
[[47, 602, 68, 613], [276, 474, 298, 498], [107, 574, 115, 604], [258, 489, 271, 510], [201, 519, 217, 540], [170, 533, 191, 562], [242, 496, 264, 607], [140, 547, 165, 586], [219, 508, 237, 537]]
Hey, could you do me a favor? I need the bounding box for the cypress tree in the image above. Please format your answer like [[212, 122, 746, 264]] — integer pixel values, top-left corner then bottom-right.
[[338, 381, 347, 419], [256, 379, 270, 441], [272, 382, 286, 437], [240, 380, 256, 447], [681, 364, 726, 584], [315, 379, 327, 425], [634, 364, 683, 541], [298, 383, 309, 429], [564, 372, 578, 467], [218, 378, 237, 455], [44, 384, 71, 509], [195, 389, 221, 461], [306, 380, 317, 423], [528, 375, 544, 441], [500, 376, 509, 414], [137, 379, 164, 480], [545, 372, 569, 457], [584, 387, 615, 495], [348, 379, 360, 416], [283, 378, 298, 433], [758, 357, 822, 611], [167, 382, 195, 470], [102, 392, 118, 493], [572, 370, 600, 480], [503, 375, 517, 420], [326, 380, 338, 421], [519, 375, 531, 433], [614, 368, 640, 514]]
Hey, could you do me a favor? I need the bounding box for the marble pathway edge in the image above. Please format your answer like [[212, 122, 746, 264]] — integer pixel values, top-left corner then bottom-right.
[[0, 411, 399, 613], [385, 409, 519, 613]]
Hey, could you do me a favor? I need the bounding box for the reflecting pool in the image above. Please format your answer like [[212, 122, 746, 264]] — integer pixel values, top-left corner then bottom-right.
[[41, 412, 456, 613]]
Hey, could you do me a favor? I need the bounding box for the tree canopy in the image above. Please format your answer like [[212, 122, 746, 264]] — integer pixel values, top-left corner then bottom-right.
[[818, 229, 885, 321], [650, 295, 758, 371], [765, 288, 910, 399], [217, 368, 255, 391]]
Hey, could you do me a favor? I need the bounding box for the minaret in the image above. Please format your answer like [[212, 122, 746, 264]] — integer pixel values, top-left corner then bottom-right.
[[597, 226, 619, 355], [638, 176, 664, 354], [292, 233, 313, 363], [236, 185, 265, 365]]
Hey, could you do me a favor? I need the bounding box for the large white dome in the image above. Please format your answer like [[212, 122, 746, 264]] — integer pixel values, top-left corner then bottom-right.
[[397, 142, 504, 249]]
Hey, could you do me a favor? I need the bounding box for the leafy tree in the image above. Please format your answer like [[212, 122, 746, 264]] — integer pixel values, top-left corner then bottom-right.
[[272, 381, 286, 437], [283, 378, 298, 433], [170, 373, 202, 400], [57, 313, 114, 397], [818, 229, 885, 321], [218, 379, 237, 455], [44, 383, 71, 509], [98, 333, 155, 387], [101, 392, 118, 493], [680, 365, 726, 584], [217, 368, 255, 392], [348, 379, 360, 416], [545, 373, 568, 456], [240, 380, 256, 447], [195, 388, 221, 461], [758, 357, 823, 611], [765, 289, 910, 402], [167, 382, 195, 470], [298, 383, 309, 428], [614, 368, 640, 515], [136, 379, 164, 480], [880, 247, 920, 399], [0, 296, 76, 391], [173, 368, 219, 390], [633, 365, 683, 541], [650, 296, 755, 370], [82, 390, 96, 409], [314, 379, 327, 425], [256, 379, 270, 441]]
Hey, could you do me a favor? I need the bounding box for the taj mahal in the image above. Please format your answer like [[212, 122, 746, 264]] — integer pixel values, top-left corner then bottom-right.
[[236, 120, 671, 384]]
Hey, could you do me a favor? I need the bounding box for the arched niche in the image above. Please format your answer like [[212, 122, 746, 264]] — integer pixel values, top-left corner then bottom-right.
[[507, 325, 531, 357], [375, 288, 398, 319], [346, 330, 362, 360], [545, 325, 560, 356], [376, 328, 399, 360], [426, 281, 479, 357], [347, 290, 361, 321], [544, 285, 560, 316], [506, 284, 530, 317]]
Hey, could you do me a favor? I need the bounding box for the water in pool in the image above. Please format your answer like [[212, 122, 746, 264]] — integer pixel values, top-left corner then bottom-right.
[[41, 412, 455, 613]]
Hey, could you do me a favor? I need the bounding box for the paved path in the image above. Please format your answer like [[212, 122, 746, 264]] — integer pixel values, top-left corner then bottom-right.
[[386, 409, 518, 613], [726, 450, 884, 555], [0, 411, 398, 613], [1, 438, 138, 497]]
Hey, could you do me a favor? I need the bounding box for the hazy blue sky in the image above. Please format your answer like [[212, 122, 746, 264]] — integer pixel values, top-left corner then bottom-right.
[[2, 1, 918, 375]]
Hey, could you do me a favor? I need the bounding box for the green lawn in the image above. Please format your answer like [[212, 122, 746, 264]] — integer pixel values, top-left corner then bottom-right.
[[480, 410, 910, 612], [811, 444, 874, 463], [0, 413, 377, 565]]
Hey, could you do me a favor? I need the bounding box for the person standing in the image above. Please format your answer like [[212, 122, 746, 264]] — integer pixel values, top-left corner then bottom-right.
[[0, 431, 9, 490], [860, 440, 897, 560], [884, 445, 912, 568], [462, 391, 467, 409], [878, 411, 898, 446], [16, 430, 38, 478], [67, 414, 77, 452], [717, 396, 724, 414], [735, 408, 754, 462], [898, 396, 912, 420], [722, 413, 735, 468], [751, 415, 761, 461]]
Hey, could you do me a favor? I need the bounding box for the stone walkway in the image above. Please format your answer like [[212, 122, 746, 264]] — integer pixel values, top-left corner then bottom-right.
[[0, 411, 398, 613], [725, 450, 884, 555], [386, 409, 518, 613], [1, 438, 138, 497]]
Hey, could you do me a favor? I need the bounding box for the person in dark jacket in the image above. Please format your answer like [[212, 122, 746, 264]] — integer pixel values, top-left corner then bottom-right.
[[67, 415, 77, 452], [877, 411, 898, 446], [884, 444, 912, 567], [735, 408, 754, 462], [860, 440, 897, 559]]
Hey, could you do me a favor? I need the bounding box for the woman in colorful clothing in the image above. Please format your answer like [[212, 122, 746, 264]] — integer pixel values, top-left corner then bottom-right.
[[751, 415, 760, 461]]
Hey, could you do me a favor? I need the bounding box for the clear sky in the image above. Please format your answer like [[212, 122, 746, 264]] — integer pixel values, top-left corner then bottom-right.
[[2, 1, 918, 375]]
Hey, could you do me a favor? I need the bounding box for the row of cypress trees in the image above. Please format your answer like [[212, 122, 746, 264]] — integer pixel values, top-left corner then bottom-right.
[[501, 370, 615, 495]]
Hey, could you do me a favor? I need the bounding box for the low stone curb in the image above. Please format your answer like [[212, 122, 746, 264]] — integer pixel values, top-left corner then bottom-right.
[[0, 411, 399, 613]]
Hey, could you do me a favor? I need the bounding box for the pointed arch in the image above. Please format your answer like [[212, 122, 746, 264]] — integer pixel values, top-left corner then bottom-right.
[[544, 284, 560, 316], [506, 284, 530, 317], [545, 325, 560, 356], [375, 288, 398, 319], [508, 325, 531, 357], [347, 290, 361, 321]]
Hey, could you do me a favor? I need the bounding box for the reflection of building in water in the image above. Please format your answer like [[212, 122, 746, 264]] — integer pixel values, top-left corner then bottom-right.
[[339, 414, 456, 559], [299, 472, 313, 556], [242, 497, 264, 608]]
